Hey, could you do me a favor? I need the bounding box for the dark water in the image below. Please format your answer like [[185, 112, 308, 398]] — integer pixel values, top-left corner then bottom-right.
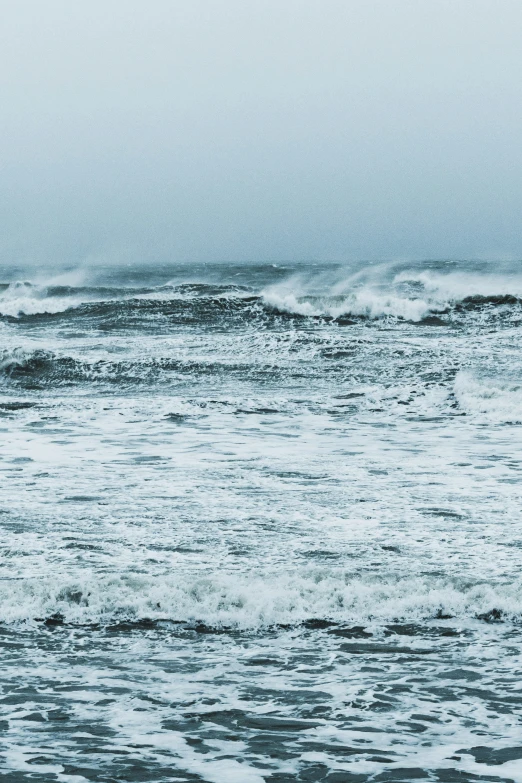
[[1, 260, 522, 782]]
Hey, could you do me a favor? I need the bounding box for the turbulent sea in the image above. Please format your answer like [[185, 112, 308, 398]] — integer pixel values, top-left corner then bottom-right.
[[2, 259, 522, 783]]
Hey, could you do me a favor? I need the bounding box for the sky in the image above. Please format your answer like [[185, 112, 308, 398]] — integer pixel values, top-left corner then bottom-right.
[[1, 0, 521, 265]]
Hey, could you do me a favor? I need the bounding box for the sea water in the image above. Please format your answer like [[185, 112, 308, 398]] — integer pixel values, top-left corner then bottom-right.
[[1, 260, 522, 782]]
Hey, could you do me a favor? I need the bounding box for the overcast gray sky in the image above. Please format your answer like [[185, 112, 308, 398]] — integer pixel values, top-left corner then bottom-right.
[[1, 0, 521, 265]]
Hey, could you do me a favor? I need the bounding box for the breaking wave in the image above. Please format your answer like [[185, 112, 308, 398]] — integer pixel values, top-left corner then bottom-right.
[[1, 570, 522, 627], [454, 371, 522, 423], [0, 282, 87, 317], [3, 264, 522, 325], [261, 266, 522, 322]]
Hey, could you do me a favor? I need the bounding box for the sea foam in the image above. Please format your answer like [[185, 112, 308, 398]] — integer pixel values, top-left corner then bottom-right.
[[261, 265, 522, 321], [2, 571, 522, 627], [455, 371, 522, 423]]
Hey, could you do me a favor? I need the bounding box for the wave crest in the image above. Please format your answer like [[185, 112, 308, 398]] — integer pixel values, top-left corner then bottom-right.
[[0, 282, 85, 317], [3, 264, 522, 323], [2, 571, 522, 627], [454, 371, 522, 423], [261, 267, 522, 322]]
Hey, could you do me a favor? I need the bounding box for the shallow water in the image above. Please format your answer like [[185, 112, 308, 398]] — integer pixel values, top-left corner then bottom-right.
[[1, 260, 522, 782]]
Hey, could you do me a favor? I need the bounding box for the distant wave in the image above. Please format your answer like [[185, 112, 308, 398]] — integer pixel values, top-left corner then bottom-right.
[[0, 280, 145, 317], [0, 282, 86, 317], [1, 570, 521, 627], [3, 266, 522, 324], [261, 267, 522, 322], [262, 289, 436, 321], [0, 281, 264, 326]]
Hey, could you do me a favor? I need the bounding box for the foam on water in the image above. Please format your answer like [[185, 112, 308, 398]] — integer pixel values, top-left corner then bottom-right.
[[0, 282, 85, 317], [455, 370, 522, 423], [2, 570, 522, 627], [262, 287, 434, 321], [262, 263, 522, 321], [2, 260, 522, 781], [2, 260, 522, 324]]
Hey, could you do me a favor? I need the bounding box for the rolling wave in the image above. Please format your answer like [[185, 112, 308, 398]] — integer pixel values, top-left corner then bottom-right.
[[454, 371, 522, 423], [261, 269, 522, 322], [2, 265, 522, 325], [0, 348, 286, 387], [1, 570, 521, 627]]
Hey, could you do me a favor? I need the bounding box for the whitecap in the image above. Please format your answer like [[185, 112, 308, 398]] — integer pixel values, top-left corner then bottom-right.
[[3, 570, 522, 627]]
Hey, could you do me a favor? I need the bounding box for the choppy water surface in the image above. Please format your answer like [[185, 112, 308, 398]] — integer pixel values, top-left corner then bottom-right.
[[1, 260, 522, 782]]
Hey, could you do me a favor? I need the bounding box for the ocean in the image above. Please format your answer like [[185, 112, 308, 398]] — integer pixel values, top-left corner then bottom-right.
[[1, 259, 522, 782]]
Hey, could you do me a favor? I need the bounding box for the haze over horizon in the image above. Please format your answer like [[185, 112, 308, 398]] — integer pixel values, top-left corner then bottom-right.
[[2, 0, 522, 266]]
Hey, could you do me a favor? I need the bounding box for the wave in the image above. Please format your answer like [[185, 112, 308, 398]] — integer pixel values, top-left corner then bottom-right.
[[0, 348, 281, 387], [0, 281, 268, 330], [0, 282, 87, 317], [0, 280, 156, 317], [262, 289, 436, 321], [261, 267, 522, 322], [4, 349, 522, 426], [0, 348, 183, 386], [1, 570, 521, 627], [454, 371, 522, 423], [3, 264, 522, 325]]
